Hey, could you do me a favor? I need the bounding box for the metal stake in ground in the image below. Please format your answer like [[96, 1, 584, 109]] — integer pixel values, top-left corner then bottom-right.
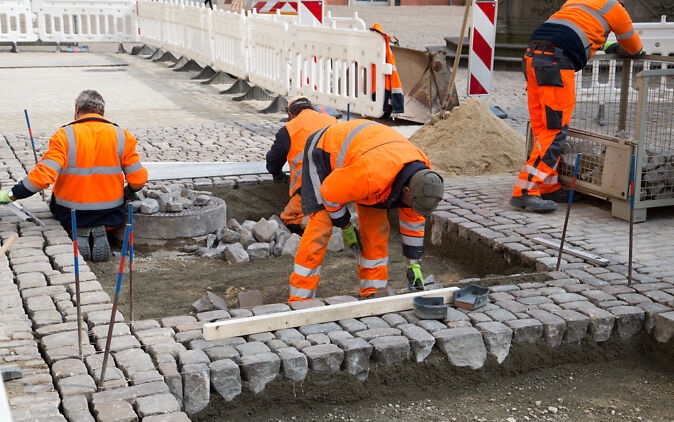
[[70, 210, 83, 360], [23, 109, 46, 201], [98, 224, 131, 389], [628, 154, 636, 287], [556, 153, 582, 271], [443, 0, 472, 111], [128, 204, 135, 323]]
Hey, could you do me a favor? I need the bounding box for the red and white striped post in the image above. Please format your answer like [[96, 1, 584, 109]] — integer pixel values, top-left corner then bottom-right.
[[468, 0, 497, 97]]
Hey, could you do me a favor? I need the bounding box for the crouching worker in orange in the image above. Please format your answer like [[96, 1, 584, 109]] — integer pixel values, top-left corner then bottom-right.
[[0, 90, 148, 262], [288, 119, 444, 303], [510, 0, 643, 212], [266, 96, 337, 234]]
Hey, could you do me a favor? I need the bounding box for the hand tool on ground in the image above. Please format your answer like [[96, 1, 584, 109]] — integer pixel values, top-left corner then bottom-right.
[[23, 109, 46, 201], [99, 224, 131, 389], [0, 232, 19, 256], [4, 202, 45, 227], [628, 154, 636, 286], [71, 210, 83, 360], [128, 205, 135, 322], [556, 153, 582, 271]]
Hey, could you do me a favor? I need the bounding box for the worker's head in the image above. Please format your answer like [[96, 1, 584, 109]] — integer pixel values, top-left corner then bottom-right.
[[287, 96, 312, 119], [404, 169, 444, 216], [75, 90, 105, 118]]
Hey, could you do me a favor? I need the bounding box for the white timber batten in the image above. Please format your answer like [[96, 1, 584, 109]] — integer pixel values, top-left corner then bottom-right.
[[203, 287, 460, 340]]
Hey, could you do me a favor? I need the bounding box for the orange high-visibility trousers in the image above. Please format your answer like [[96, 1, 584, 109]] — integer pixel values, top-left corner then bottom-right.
[[512, 49, 576, 198], [288, 210, 333, 302], [355, 204, 390, 298]]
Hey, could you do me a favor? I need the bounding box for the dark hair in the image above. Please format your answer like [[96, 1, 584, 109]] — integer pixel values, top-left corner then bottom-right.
[[288, 97, 313, 116], [75, 90, 105, 115]]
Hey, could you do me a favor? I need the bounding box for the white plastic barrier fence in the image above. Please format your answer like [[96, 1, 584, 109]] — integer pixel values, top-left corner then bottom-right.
[[182, 1, 213, 66], [32, 0, 139, 44], [288, 23, 389, 116], [211, 10, 248, 79], [137, 0, 164, 49], [160, 0, 188, 58], [246, 11, 291, 95], [0, 0, 38, 43], [323, 11, 367, 30]]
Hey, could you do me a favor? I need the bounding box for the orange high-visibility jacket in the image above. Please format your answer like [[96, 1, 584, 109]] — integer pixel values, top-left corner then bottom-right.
[[370, 23, 404, 116], [544, 0, 642, 68], [22, 114, 148, 211], [282, 109, 337, 197], [302, 119, 432, 224]]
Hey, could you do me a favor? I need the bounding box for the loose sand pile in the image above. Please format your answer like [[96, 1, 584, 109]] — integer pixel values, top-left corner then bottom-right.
[[409, 97, 526, 177]]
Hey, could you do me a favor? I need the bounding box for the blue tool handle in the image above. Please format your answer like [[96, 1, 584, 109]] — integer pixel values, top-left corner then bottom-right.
[[568, 153, 582, 204], [629, 155, 637, 210]]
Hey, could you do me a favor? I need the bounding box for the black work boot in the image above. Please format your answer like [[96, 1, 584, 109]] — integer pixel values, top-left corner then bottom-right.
[[510, 192, 557, 213], [90, 226, 111, 262], [75, 227, 91, 260], [541, 188, 570, 203]]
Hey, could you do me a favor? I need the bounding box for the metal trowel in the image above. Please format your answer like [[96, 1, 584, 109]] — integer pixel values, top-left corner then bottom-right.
[[4, 202, 45, 227]]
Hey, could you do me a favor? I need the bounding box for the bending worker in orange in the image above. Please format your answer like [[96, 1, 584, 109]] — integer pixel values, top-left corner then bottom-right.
[[266, 96, 337, 234], [288, 119, 444, 302], [510, 0, 643, 212], [0, 90, 148, 262]]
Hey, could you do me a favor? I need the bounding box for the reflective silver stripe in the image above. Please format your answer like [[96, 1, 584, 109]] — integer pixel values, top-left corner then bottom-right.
[[615, 28, 635, 40], [523, 164, 550, 181], [123, 162, 144, 175], [597, 0, 618, 15], [289, 285, 315, 299], [40, 158, 61, 172], [336, 122, 375, 168], [401, 234, 424, 247], [391, 87, 403, 94], [292, 262, 322, 277], [65, 125, 77, 166], [328, 206, 347, 220], [306, 128, 328, 206], [289, 153, 302, 192], [20, 177, 39, 193], [399, 219, 425, 232], [360, 278, 388, 289], [60, 166, 123, 176], [514, 179, 539, 191], [564, 4, 609, 33], [115, 126, 125, 159], [359, 256, 388, 269], [55, 196, 125, 210]]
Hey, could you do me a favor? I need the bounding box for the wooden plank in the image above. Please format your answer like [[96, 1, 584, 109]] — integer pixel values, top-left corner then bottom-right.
[[203, 287, 459, 340], [532, 237, 610, 266]]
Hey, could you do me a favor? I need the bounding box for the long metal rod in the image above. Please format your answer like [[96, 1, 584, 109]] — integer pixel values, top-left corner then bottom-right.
[[99, 224, 131, 389], [444, 0, 472, 111], [628, 154, 636, 286], [128, 205, 135, 323], [556, 153, 582, 271], [23, 110, 46, 201], [70, 210, 83, 360]]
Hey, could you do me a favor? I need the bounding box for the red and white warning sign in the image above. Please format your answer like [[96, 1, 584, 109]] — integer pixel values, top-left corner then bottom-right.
[[250, 1, 323, 26], [468, 1, 497, 97]]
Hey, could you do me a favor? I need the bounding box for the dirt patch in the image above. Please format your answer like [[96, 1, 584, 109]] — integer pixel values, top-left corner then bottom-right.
[[409, 97, 526, 177], [89, 181, 530, 321]]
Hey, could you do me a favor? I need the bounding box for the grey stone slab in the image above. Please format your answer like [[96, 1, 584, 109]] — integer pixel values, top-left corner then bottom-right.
[[251, 303, 291, 315], [52, 358, 88, 381], [638, 302, 672, 333], [575, 305, 615, 342], [476, 321, 513, 364], [354, 327, 401, 342], [398, 324, 435, 363], [235, 341, 271, 356], [91, 323, 131, 340], [135, 393, 181, 418], [298, 322, 342, 335], [415, 319, 447, 333], [210, 359, 242, 401], [526, 309, 566, 348], [178, 349, 210, 366], [359, 316, 390, 329], [608, 305, 645, 340], [484, 308, 518, 322], [653, 311, 674, 343], [113, 348, 155, 377], [161, 315, 197, 330], [147, 342, 187, 361], [93, 400, 137, 422], [239, 352, 280, 394], [338, 318, 368, 333], [302, 343, 344, 374], [381, 313, 408, 327], [182, 362, 210, 416], [433, 326, 487, 370], [518, 296, 554, 306], [643, 290, 674, 307], [247, 332, 276, 343], [276, 347, 308, 382], [467, 312, 492, 324], [129, 370, 164, 385], [143, 413, 191, 422], [616, 293, 653, 305], [369, 335, 410, 365], [505, 318, 544, 344], [306, 333, 330, 345], [158, 362, 182, 405], [95, 335, 141, 353], [56, 374, 97, 397], [551, 309, 590, 344], [338, 337, 372, 382]]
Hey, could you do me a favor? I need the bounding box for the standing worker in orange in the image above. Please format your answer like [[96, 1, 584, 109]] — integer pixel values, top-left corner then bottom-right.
[[266, 96, 337, 234], [510, 0, 643, 212], [0, 90, 148, 262], [288, 119, 444, 302]]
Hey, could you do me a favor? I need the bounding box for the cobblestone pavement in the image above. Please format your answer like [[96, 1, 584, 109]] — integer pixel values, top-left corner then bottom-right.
[[0, 33, 673, 422]]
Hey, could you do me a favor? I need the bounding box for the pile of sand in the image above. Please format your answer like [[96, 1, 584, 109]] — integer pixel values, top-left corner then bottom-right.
[[409, 98, 526, 177]]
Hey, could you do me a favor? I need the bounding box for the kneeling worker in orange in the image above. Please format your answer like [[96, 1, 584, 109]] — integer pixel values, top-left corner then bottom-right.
[[0, 90, 148, 262], [266, 96, 337, 234], [288, 119, 444, 302]]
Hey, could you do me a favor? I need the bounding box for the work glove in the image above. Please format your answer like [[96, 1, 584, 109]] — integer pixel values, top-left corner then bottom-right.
[[601, 41, 619, 55], [0, 190, 13, 204], [341, 224, 361, 253], [273, 172, 289, 182], [124, 185, 141, 202], [406, 261, 424, 291], [602, 41, 646, 58]]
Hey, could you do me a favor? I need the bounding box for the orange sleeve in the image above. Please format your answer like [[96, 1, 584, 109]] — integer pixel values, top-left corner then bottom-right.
[[27, 129, 67, 190], [606, 2, 642, 55], [121, 129, 148, 190]]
